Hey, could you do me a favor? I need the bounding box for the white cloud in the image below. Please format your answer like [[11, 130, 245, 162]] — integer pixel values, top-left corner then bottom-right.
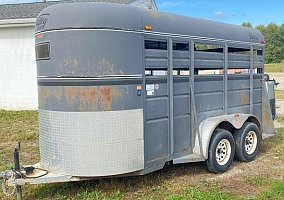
[[214, 11, 224, 18]]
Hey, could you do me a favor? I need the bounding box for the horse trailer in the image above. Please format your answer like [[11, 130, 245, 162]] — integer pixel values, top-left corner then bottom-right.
[[0, 2, 276, 199]]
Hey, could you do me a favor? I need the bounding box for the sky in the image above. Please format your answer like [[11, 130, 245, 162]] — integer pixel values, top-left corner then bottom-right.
[[1, 0, 283, 26], [156, 0, 284, 26]]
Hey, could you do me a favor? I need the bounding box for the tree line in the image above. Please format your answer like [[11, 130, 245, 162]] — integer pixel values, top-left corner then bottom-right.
[[242, 22, 284, 64]]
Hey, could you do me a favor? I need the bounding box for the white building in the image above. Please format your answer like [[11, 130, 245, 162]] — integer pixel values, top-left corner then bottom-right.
[[0, 0, 157, 110]]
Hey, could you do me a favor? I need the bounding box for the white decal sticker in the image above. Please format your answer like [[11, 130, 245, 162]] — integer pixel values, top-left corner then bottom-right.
[[146, 84, 155, 96]]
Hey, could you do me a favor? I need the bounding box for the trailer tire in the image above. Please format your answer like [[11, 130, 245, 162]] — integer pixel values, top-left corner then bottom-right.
[[206, 129, 235, 174], [234, 122, 260, 162]]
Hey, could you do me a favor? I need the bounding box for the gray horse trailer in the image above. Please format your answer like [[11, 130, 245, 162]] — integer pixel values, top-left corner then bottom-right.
[[0, 2, 276, 199]]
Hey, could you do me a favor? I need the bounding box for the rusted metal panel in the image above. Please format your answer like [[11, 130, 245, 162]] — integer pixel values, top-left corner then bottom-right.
[[38, 85, 142, 112]]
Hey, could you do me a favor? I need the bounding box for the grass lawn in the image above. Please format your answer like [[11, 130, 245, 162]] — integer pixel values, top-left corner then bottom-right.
[[0, 109, 284, 200], [265, 63, 284, 73], [276, 90, 284, 100]]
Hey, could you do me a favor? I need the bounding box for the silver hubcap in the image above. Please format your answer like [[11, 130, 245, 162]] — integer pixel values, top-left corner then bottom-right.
[[216, 139, 231, 166], [245, 131, 257, 155]]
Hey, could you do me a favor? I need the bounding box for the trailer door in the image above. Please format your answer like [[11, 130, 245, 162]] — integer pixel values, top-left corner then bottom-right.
[[144, 37, 192, 166]]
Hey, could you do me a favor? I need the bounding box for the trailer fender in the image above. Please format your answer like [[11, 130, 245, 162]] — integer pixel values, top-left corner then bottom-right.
[[193, 114, 260, 159]]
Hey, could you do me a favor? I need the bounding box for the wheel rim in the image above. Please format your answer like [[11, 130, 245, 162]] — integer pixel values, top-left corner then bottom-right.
[[215, 139, 231, 166], [245, 131, 258, 155]]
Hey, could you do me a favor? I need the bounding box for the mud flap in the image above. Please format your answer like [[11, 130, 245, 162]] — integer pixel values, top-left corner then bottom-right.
[[262, 85, 276, 138]]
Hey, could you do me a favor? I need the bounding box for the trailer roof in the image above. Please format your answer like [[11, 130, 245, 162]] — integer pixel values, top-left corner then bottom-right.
[[36, 2, 264, 44], [0, 0, 136, 20]]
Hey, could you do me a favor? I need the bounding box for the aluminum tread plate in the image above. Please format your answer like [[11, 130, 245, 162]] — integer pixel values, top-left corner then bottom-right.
[[39, 109, 144, 177]]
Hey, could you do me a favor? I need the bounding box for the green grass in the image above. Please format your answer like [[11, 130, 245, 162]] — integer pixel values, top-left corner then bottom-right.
[[278, 115, 284, 124], [166, 180, 284, 200], [262, 181, 284, 200], [276, 90, 284, 100], [0, 110, 38, 143], [167, 187, 237, 200], [265, 63, 284, 73]]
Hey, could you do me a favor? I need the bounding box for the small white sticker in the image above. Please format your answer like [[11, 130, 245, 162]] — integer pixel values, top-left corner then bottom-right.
[[146, 84, 155, 96], [146, 84, 154, 91]]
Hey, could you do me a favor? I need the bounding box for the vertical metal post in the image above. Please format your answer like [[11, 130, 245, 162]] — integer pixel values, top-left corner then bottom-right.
[[168, 37, 174, 155], [14, 149, 20, 171], [250, 46, 254, 114], [224, 43, 228, 115], [17, 187, 22, 200], [190, 40, 195, 148], [262, 47, 265, 76], [14, 142, 22, 200]]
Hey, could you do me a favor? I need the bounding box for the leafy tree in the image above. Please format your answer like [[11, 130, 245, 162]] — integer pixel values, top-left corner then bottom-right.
[[242, 22, 253, 28], [261, 23, 284, 63], [250, 23, 284, 63]]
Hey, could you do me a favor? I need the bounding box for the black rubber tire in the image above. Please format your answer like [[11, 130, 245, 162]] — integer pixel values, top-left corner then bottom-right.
[[206, 129, 235, 174], [234, 122, 261, 162]]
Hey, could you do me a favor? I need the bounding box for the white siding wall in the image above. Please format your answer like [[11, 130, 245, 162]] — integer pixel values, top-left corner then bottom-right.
[[0, 26, 38, 110]]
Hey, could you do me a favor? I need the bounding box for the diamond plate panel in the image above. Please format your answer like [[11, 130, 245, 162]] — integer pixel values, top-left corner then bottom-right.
[[39, 109, 144, 177]]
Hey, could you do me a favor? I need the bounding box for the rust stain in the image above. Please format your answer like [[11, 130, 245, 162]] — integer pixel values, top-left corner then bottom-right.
[[54, 87, 63, 99], [100, 86, 112, 111], [64, 86, 122, 111], [98, 86, 122, 111], [64, 87, 79, 104], [38, 87, 52, 105], [39, 85, 123, 112], [239, 92, 249, 105], [78, 87, 98, 111]]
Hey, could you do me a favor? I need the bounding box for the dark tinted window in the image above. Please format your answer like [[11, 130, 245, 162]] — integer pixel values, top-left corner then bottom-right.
[[257, 50, 263, 56], [228, 47, 250, 54], [173, 42, 189, 51], [145, 40, 167, 50], [36, 43, 50, 60]]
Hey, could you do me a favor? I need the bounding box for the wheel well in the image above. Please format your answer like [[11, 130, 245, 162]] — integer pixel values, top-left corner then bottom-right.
[[215, 116, 261, 135], [216, 121, 236, 134], [246, 116, 261, 131]]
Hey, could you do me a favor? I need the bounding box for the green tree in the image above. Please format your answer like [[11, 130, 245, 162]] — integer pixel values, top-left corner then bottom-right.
[[265, 23, 283, 63], [255, 23, 284, 63], [242, 22, 253, 28], [279, 24, 284, 63]]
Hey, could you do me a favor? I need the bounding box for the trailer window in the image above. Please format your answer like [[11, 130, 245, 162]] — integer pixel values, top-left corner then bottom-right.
[[257, 50, 263, 56], [152, 70, 167, 76], [145, 40, 167, 50], [180, 70, 190, 76], [36, 43, 50, 60], [195, 44, 223, 53], [173, 42, 189, 51], [173, 70, 179, 75], [197, 70, 220, 75], [228, 47, 250, 54], [145, 70, 152, 76]]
